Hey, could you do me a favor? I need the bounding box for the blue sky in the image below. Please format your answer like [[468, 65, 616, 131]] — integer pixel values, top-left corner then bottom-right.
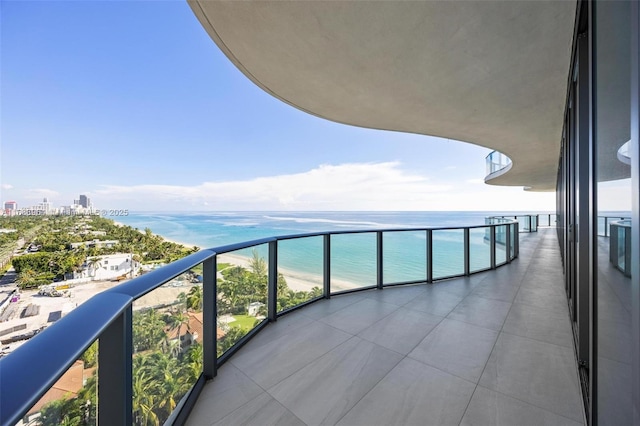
[[1, 1, 556, 211]]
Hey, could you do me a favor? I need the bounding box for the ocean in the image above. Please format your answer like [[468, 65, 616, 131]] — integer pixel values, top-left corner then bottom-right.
[[116, 211, 552, 290]]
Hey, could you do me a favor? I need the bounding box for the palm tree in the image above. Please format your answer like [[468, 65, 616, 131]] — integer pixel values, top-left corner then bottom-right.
[[249, 249, 267, 276], [309, 286, 323, 298], [16, 269, 37, 288], [132, 371, 160, 426], [185, 343, 203, 383], [86, 257, 102, 278], [186, 285, 203, 312]]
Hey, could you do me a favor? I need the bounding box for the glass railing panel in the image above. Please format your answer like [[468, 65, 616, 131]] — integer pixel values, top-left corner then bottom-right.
[[597, 216, 606, 236], [485, 150, 512, 175], [469, 227, 490, 272], [382, 231, 426, 284], [432, 229, 464, 279], [495, 225, 507, 265], [216, 246, 268, 357], [515, 216, 525, 232], [277, 237, 323, 312], [132, 265, 205, 425], [330, 233, 376, 292], [617, 226, 626, 272], [18, 341, 98, 425]]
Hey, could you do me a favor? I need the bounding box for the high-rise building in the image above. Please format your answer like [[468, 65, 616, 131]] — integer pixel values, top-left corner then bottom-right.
[[3, 201, 17, 211], [79, 194, 90, 209]]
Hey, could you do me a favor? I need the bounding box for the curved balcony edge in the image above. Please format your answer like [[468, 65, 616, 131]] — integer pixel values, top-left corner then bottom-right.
[[0, 219, 525, 426], [484, 150, 513, 183]]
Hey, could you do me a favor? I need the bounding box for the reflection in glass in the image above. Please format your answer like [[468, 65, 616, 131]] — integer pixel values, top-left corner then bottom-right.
[[595, 1, 633, 423]]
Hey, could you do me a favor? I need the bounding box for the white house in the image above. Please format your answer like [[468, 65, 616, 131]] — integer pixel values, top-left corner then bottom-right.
[[80, 253, 139, 281]]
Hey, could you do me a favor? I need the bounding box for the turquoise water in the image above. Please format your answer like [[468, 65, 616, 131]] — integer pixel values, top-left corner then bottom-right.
[[117, 211, 550, 286]]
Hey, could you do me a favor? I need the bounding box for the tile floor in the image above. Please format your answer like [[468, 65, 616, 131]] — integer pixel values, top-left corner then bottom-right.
[[187, 228, 585, 426]]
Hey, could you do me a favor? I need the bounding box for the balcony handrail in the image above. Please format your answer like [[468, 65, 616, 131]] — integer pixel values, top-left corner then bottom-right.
[[0, 219, 520, 426], [597, 215, 631, 237], [485, 150, 513, 177]]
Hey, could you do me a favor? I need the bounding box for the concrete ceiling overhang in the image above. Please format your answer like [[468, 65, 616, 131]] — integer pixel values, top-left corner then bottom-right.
[[189, 0, 577, 191]]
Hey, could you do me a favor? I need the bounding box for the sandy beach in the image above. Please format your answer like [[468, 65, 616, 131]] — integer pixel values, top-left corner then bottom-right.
[[114, 220, 361, 293], [218, 252, 360, 293]]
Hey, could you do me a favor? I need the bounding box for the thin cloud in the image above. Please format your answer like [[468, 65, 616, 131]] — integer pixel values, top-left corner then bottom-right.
[[96, 162, 452, 210], [1, 184, 13, 190], [25, 188, 60, 200]]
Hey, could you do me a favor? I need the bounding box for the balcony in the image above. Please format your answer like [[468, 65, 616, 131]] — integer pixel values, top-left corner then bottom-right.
[[187, 228, 583, 425], [1, 219, 584, 425], [484, 150, 513, 183]]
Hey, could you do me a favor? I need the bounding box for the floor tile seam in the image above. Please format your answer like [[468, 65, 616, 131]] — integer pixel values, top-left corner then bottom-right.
[[317, 302, 402, 334], [264, 335, 407, 425], [311, 295, 374, 318], [441, 315, 505, 333], [377, 313, 448, 356], [470, 384, 586, 425], [328, 352, 413, 426], [596, 352, 633, 367], [214, 387, 310, 426], [401, 302, 450, 317], [354, 333, 411, 357], [508, 298, 573, 315], [361, 289, 429, 308], [458, 383, 480, 426], [233, 316, 322, 353], [404, 352, 482, 386], [233, 331, 357, 395], [470, 237, 541, 402], [498, 328, 574, 350], [510, 237, 562, 319], [455, 292, 515, 309]]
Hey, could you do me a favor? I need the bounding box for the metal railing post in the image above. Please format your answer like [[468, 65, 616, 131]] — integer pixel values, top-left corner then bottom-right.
[[490, 226, 496, 269], [268, 241, 278, 322], [605, 217, 609, 237], [426, 230, 433, 283], [625, 226, 632, 277], [377, 231, 383, 289], [506, 224, 512, 263], [323, 235, 331, 298], [514, 222, 519, 257], [464, 228, 470, 275], [202, 256, 217, 379], [98, 306, 132, 425]]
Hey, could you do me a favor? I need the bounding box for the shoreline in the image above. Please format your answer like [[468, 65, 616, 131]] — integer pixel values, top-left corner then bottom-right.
[[219, 252, 361, 293], [112, 220, 199, 249], [112, 219, 357, 293]]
